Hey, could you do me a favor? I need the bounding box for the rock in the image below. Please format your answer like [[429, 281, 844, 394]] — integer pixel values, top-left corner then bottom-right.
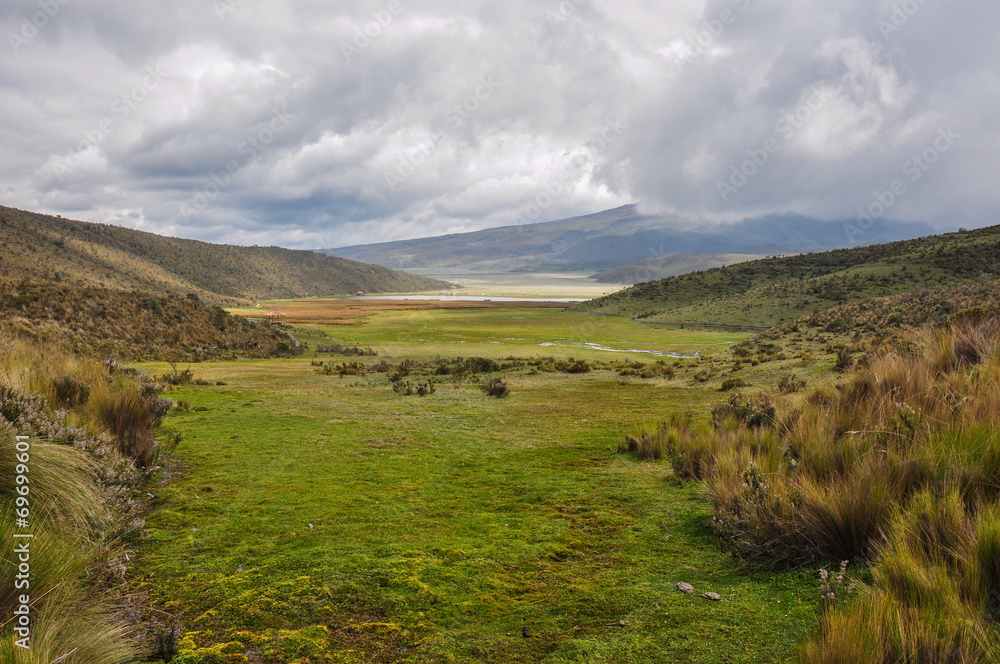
[[701, 592, 722, 601], [677, 582, 695, 594], [522, 627, 531, 638]]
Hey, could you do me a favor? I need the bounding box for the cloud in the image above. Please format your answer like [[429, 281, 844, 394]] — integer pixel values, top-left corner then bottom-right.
[[0, 0, 996, 248]]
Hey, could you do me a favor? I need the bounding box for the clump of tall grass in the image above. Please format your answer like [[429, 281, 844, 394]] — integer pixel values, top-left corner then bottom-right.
[[801, 491, 1000, 663], [620, 319, 1000, 661], [94, 388, 171, 469], [0, 427, 138, 664], [0, 334, 166, 662]]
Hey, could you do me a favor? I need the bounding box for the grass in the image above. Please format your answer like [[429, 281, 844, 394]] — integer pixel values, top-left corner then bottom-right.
[[633, 319, 1000, 661], [132, 305, 818, 663], [0, 334, 151, 664], [276, 305, 747, 361]]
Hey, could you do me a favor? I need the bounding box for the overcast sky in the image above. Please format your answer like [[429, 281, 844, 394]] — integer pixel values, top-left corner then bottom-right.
[[1, 0, 996, 249]]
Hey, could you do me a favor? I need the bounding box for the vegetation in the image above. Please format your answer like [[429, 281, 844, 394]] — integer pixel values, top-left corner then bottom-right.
[[10, 218, 1000, 662], [621, 318, 1000, 661], [0, 281, 301, 361], [583, 225, 1000, 327], [480, 376, 510, 398], [129, 308, 818, 663], [0, 205, 448, 304], [0, 333, 177, 663]]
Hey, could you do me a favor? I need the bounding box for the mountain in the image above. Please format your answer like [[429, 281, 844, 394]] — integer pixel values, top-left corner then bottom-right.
[[0, 206, 447, 304], [590, 252, 768, 284], [580, 225, 1000, 327], [324, 205, 935, 274]]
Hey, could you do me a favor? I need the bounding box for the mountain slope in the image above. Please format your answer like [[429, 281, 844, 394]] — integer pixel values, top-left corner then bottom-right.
[[326, 205, 934, 273], [581, 225, 1000, 327], [590, 252, 767, 284], [0, 206, 447, 303]]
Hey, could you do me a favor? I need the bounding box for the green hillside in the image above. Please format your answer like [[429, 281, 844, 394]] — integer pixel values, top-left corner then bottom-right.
[[582, 225, 1000, 327], [0, 206, 448, 304], [0, 281, 300, 361]]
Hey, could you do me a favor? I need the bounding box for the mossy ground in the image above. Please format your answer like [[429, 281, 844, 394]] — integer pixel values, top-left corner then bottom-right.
[[134, 305, 819, 663]]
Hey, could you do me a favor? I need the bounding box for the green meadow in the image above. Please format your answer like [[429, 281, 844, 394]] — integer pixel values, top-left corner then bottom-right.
[[134, 305, 819, 663]]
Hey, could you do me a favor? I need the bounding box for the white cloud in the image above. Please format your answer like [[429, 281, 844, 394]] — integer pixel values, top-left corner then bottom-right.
[[0, 0, 996, 247]]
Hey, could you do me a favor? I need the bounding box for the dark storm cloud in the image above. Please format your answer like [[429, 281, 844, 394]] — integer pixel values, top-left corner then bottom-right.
[[0, 0, 995, 248]]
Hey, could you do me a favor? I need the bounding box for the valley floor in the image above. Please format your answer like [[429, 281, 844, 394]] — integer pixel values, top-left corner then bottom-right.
[[133, 304, 819, 663]]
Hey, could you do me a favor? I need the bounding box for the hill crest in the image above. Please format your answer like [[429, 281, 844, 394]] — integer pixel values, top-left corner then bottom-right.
[[0, 206, 448, 304]]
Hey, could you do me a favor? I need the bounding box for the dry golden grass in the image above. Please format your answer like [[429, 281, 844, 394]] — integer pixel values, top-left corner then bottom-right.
[[624, 319, 1000, 662]]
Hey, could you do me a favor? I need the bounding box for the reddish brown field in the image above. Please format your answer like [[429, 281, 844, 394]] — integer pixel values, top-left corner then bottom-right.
[[233, 298, 575, 325]]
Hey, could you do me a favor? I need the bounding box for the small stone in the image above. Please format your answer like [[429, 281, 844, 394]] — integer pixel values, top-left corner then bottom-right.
[[522, 627, 532, 638], [701, 592, 722, 601], [677, 582, 695, 594]]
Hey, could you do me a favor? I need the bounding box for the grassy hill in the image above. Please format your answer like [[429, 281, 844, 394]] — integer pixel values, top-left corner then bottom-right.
[[581, 225, 1000, 327], [0, 281, 300, 361], [590, 252, 767, 284], [0, 206, 448, 304]]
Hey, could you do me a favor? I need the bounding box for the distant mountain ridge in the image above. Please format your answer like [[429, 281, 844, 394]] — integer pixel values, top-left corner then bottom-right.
[[0, 206, 447, 303], [325, 205, 935, 274]]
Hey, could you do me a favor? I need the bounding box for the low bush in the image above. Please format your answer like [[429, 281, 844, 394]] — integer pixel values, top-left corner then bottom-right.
[[720, 377, 747, 391], [710, 392, 776, 429], [392, 381, 436, 397], [481, 377, 510, 399], [51, 374, 92, 408], [775, 372, 805, 394]]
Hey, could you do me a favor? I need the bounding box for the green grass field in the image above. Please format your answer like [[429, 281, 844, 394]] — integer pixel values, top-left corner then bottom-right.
[[294, 307, 746, 361], [134, 306, 819, 663]]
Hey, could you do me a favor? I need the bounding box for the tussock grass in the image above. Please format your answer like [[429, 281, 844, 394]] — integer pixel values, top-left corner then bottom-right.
[[0, 333, 157, 662], [94, 388, 168, 469], [624, 319, 1000, 662], [0, 421, 106, 530]]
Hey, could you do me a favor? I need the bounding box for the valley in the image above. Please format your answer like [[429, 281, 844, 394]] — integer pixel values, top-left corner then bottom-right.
[[133, 302, 816, 663], [3, 210, 999, 663]]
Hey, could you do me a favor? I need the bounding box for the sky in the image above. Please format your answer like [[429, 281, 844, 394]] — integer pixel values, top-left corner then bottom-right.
[[1, 0, 996, 249]]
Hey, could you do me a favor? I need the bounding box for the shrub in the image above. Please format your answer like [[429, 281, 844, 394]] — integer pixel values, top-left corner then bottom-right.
[[711, 392, 776, 429], [139, 294, 164, 315], [465, 357, 500, 374], [51, 374, 92, 408], [720, 377, 747, 391], [834, 346, 854, 372], [481, 377, 510, 399], [775, 372, 806, 394]]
